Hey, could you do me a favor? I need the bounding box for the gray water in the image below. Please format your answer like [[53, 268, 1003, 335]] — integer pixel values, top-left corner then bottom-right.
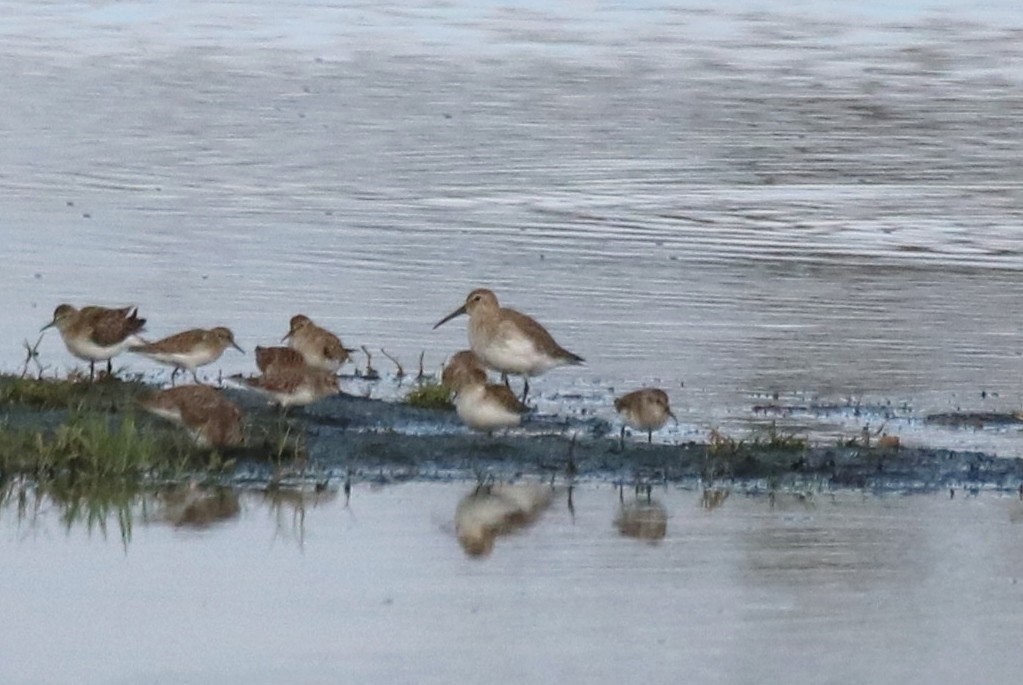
[[4, 482, 1023, 685], [3, 4, 1023, 681], [3, 1, 1023, 454]]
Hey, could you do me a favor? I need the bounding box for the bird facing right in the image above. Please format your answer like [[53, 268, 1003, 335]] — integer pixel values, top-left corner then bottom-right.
[[614, 388, 678, 447]]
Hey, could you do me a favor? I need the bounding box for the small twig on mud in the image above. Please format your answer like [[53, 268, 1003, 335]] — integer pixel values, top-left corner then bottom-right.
[[416, 351, 427, 383], [359, 345, 380, 381], [380, 348, 404, 379]]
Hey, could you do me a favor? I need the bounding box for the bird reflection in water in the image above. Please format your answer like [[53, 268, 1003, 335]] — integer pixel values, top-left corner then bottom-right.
[[615, 485, 668, 542], [454, 482, 553, 557], [263, 484, 338, 547], [155, 483, 241, 529]]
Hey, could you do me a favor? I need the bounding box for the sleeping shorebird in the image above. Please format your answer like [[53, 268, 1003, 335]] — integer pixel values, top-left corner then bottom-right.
[[283, 314, 353, 373], [452, 377, 529, 433], [140, 384, 244, 448], [441, 350, 488, 393], [614, 388, 678, 447], [42, 304, 147, 380], [254, 345, 307, 375], [130, 327, 243, 385], [231, 365, 339, 409], [433, 288, 583, 402]]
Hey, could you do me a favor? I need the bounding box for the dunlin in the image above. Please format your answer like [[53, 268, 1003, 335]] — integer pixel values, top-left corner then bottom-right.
[[232, 366, 339, 408], [440, 350, 487, 393], [130, 327, 243, 384], [433, 288, 583, 401], [283, 314, 353, 373], [614, 388, 678, 446], [452, 378, 529, 433], [254, 345, 307, 374], [140, 384, 244, 448], [42, 304, 146, 380]]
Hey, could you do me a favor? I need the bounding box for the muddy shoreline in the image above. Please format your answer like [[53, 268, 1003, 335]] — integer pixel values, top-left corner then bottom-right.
[[3, 376, 1022, 494]]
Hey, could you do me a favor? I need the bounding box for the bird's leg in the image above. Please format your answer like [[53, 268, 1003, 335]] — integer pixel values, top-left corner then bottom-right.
[[106, 359, 114, 378], [619, 425, 626, 451], [520, 377, 530, 403], [502, 372, 510, 390], [647, 429, 653, 444], [190, 369, 201, 385], [170, 367, 179, 387], [89, 361, 96, 382]]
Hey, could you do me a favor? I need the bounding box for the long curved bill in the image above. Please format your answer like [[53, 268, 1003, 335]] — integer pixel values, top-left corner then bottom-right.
[[231, 342, 245, 354], [668, 409, 679, 426], [40, 319, 56, 332], [433, 305, 467, 330]]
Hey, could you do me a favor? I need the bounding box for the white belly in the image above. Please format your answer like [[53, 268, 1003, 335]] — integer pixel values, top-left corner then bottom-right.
[[470, 330, 559, 377], [142, 348, 220, 370], [455, 386, 522, 432], [65, 334, 145, 363]]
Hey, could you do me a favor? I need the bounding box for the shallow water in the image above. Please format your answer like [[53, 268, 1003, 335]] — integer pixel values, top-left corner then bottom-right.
[[3, 0, 1023, 454], [4, 482, 1023, 684]]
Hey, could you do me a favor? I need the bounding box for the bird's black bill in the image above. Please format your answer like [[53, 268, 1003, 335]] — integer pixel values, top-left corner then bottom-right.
[[433, 305, 467, 330]]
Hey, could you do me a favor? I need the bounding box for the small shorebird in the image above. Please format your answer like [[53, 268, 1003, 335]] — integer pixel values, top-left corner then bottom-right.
[[254, 345, 307, 374], [42, 304, 147, 380], [452, 378, 529, 433], [232, 366, 339, 409], [441, 350, 487, 393], [283, 314, 353, 373], [433, 288, 583, 402], [614, 388, 678, 447], [140, 384, 244, 448], [130, 327, 243, 385]]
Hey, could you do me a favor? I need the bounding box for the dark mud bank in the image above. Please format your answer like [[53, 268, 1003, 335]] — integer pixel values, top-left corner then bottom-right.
[[3, 376, 1022, 493], [240, 392, 1023, 493]]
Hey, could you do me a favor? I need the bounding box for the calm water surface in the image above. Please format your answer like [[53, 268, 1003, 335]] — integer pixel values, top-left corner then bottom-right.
[[3, 482, 1023, 684], [2, 5, 1023, 679]]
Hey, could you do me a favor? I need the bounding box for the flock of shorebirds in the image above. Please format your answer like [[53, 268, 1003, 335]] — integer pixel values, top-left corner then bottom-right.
[[39, 288, 678, 450]]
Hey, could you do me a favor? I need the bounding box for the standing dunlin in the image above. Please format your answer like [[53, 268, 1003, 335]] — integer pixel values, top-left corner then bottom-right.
[[283, 315, 353, 373], [42, 304, 146, 380], [614, 388, 678, 447], [433, 289, 583, 401], [140, 384, 244, 448], [130, 327, 243, 384], [231, 366, 339, 408]]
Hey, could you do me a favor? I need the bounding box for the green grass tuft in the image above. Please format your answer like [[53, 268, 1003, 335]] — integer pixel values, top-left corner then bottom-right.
[[403, 382, 453, 410]]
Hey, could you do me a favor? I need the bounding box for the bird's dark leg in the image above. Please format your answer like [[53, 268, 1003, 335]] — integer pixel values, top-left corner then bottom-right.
[[106, 359, 113, 377], [520, 377, 530, 403], [190, 369, 201, 384], [619, 425, 626, 451], [648, 429, 653, 444], [502, 372, 510, 389], [89, 361, 96, 382], [170, 367, 180, 387]]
